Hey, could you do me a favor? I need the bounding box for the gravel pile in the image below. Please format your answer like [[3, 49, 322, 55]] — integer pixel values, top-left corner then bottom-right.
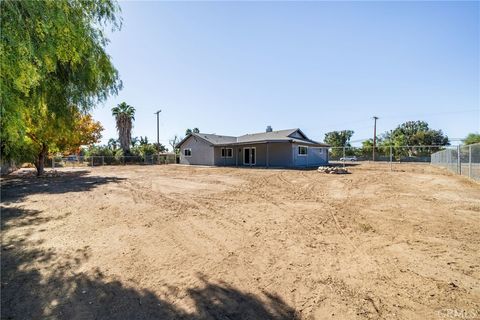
[[317, 166, 349, 174]]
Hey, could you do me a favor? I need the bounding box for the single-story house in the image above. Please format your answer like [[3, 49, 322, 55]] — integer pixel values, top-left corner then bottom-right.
[[176, 127, 329, 168]]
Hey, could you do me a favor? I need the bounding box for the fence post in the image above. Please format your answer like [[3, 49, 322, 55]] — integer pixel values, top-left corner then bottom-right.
[[469, 145, 472, 178], [91, 156, 94, 167], [102, 156, 105, 166], [389, 146, 393, 171], [457, 145, 461, 175], [342, 146, 346, 168]]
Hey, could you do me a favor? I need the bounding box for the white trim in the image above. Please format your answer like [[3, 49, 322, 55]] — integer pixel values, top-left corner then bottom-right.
[[183, 148, 192, 157], [243, 147, 256, 165], [298, 145, 308, 156], [221, 148, 233, 158]]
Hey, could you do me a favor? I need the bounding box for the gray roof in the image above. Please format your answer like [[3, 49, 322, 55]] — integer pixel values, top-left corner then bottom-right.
[[192, 133, 237, 145], [177, 128, 329, 148]]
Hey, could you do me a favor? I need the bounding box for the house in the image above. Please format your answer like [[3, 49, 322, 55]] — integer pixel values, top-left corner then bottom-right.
[[176, 127, 329, 168]]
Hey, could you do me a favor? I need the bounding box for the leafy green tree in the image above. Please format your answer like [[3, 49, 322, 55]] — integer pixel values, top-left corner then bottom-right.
[[130, 142, 166, 157], [324, 130, 354, 158], [111, 102, 135, 154], [360, 139, 374, 158], [324, 130, 354, 147], [1, 0, 121, 175], [83, 145, 114, 158], [132, 144, 156, 157], [463, 133, 480, 145], [185, 128, 200, 135], [383, 121, 449, 146], [152, 143, 168, 153], [380, 121, 449, 159]]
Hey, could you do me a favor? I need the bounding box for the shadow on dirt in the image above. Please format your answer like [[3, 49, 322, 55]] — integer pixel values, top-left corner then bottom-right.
[[1, 171, 125, 204], [1, 207, 300, 320], [328, 162, 361, 167]]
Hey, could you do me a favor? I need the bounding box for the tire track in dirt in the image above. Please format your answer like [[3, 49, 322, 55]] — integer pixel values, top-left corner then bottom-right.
[[277, 170, 395, 316]]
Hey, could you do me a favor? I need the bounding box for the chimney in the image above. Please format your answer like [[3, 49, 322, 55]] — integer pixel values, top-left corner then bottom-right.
[[266, 125, 273, 133]]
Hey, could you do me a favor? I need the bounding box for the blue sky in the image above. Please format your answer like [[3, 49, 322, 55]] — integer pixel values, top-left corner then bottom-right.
[[92, 1, 479, 147]]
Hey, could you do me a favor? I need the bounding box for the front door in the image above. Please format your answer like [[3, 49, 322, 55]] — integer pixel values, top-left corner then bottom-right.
[[243, 147, 256, 165]]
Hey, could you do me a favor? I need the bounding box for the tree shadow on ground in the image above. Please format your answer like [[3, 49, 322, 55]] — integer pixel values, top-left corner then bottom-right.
[[1, 170, 126, 204], [1, 207, 300, 320]]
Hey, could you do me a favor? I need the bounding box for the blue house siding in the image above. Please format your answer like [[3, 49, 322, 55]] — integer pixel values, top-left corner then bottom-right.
[[213, 147, 237, 166], [292, 143, 328, 167], [265, 143, 293, 167]]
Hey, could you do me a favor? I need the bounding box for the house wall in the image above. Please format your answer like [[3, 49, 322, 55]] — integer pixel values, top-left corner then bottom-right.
[[266, 143, 293, 167], [235, 144, 263, 167], [179, 136, 214, 165], [180, 139, 327, 168], [214, 143, 294, 167], [292, 143, 329, 167], [213, 147, 237, 166]]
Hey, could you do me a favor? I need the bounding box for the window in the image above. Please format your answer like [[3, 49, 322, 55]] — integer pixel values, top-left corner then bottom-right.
[[184, 148, 192, 157], [221, 148, 233, 158], [298, 146, 308, 156]]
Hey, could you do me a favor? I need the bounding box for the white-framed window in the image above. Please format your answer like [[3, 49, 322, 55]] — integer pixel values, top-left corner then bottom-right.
[[221, 148, 233, 158], [298, 146, 308, 156], [184, 148, 192, 157]]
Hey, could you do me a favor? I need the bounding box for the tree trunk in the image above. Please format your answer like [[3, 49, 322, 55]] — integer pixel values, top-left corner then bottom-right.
[[34, 144, 48, 176]]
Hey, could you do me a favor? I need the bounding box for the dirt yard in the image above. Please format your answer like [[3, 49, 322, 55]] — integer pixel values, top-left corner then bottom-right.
[[1, 163, 479, 319]]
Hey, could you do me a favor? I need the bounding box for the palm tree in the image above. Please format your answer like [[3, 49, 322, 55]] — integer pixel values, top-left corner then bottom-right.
[[131, 136, 139, 148], [111, 102, 135, 154], [185, 127, 200, 135], [139, 136, 149, 146], [107, 138, 119, 151]]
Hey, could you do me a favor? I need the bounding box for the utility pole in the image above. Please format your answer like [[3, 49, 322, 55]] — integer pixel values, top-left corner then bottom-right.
[[154, 110, 162, 153], [372, 116, 378, 161]]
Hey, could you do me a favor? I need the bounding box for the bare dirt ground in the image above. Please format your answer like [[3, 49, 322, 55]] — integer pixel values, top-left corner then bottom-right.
[[1, 163, 479, 319]]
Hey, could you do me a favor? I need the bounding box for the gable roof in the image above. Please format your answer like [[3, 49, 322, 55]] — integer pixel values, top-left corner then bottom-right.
[[237, 128, 299, 143], [175, 133, 236, 148], [176, 128, 329, 148]]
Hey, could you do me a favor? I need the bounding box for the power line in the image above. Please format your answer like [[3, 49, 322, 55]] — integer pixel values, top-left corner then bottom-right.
[[380, 109, 478, 120], [320, 108, 478, 131]]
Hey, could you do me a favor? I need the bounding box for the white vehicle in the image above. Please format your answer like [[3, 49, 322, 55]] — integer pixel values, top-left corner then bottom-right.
[[340, 156, 357, 161]]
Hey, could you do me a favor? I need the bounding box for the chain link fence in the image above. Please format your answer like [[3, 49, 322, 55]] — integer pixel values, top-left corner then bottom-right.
[[43, 146, 479, 181], [431, 143, 480, 181], [329, 145, 444, 163], [327, 144, 480, 181], [47, 154, 178, 169]]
